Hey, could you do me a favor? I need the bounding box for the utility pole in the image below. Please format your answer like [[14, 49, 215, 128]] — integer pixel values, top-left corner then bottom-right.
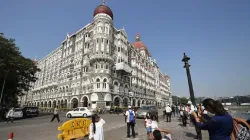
[[182, 53, 196, 105], [0, 71, 9, 106]]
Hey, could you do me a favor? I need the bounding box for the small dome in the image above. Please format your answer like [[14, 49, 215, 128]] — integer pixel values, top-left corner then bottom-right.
[[93, 4, 113, 20], [132, 34, 151, 56], [165, 75, 170, 79]]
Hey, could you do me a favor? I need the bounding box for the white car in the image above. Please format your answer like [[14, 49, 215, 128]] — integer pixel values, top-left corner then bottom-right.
[[66, 107, 93, 118], [6, 108, 23, 119]]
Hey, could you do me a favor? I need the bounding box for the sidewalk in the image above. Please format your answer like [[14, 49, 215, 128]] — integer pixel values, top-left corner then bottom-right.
[[76, 114, 209, 140], [106, 115, 209, 140]]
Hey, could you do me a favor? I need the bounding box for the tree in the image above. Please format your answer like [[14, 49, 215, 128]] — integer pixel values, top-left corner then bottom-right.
[[0, 33, 40, 107], [172, 96, 189, 105], [179, 97, 188, 104]]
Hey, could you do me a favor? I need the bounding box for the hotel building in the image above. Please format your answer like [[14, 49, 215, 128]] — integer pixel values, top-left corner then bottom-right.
[[19, 2, 172, 109]]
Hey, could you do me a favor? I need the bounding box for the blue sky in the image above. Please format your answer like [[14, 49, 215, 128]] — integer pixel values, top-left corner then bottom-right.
[[1, 0, 250, 97]]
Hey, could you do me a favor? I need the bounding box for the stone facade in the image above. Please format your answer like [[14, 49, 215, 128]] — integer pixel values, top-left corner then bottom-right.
[[20, 3, 171, 109]]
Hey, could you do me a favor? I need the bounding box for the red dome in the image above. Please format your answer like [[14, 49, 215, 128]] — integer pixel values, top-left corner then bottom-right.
[[93, 4, 113, 20], [165, 75, 170, 79], [132, 34, 151, 56]]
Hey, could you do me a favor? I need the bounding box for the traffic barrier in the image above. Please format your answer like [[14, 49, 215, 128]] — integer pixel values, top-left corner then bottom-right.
[[8, 132, 13, 140], [58, 118, 92, 140]]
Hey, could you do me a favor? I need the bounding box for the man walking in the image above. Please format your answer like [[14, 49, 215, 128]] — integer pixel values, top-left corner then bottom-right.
[[51, 106, 61, 123], [171, 105, 176, 117], [125, 106, 136, 138], [165, 105, 172, 122]]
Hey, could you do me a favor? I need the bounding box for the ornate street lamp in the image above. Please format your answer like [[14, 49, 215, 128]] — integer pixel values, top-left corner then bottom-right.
[[182, 53, 196, 105]]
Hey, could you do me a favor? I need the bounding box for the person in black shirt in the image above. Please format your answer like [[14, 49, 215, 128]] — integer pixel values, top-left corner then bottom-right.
[[171, 105, 175, 117]]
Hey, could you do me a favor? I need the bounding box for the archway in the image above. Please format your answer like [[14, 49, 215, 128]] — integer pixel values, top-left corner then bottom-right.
[[132, 99, 136, 107], [82, 96, 88, 107], [64, 99, 67, 108], [137, 100, 141, 107], [114, 97, 120, 106], [48, 101, 51, 108], [41, 102, 44, 108], [60, 100, 64, 108], [71, 98, 78, 108], [44, 101, 47, 108], [142, 100, 145, 105], [53, 100, 56, 108], [123, 98, 128, 107], [57, 100, 60, 108]]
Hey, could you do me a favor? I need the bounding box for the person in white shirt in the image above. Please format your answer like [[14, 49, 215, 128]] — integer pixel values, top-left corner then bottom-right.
[[89, 114, 105, 140], [51, 106, 61, 123], [144, 115, 152, 140], [125, 106, 136, 138], [165, 105, 172, 122], [151, 115, 158, 132]]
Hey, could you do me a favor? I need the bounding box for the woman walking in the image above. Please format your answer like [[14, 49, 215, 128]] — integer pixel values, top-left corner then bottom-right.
[[89, 114, 105, 140], [191, 98, 233, 140]]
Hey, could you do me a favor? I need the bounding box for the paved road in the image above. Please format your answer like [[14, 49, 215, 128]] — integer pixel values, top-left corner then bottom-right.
[[0, 111, 208, 140]]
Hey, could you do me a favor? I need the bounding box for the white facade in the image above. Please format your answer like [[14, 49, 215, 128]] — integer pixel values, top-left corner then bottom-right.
[[21, 4, 171, 109]]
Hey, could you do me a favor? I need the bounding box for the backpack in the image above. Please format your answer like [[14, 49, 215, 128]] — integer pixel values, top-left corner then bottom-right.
[[231, 117, 250, 140], [129, 110, 135, 123]]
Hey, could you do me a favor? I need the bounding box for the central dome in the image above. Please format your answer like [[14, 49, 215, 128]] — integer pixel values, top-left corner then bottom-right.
[[93, 4, 113, 20]]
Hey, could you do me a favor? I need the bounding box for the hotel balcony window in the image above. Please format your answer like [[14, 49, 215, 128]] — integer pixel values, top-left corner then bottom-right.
[[96, 79, 100, 88], [103, 79, 107, 88]]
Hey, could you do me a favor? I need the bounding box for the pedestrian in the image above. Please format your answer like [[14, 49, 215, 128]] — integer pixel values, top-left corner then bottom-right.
[[165, 105, 172, 122], [176, 105, 179, 115], [51, 106, 61, 123], [181, 105, 188, 126], [189, 104, 202, 140], [125, 106, 136, 138], [6, 108, 14, 123], [152, 128, 172, 140], [89, 114, 105, 140], [171, 105, 175, 117], [162, 110, 166, 120], [191, 98, 233, 140], [144, 114, 152, 140], [151, 115, 158, 132]]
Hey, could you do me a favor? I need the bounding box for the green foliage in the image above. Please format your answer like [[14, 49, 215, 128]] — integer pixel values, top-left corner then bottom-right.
[[0, 33, 40, 107], [172, 95, 189, 105]]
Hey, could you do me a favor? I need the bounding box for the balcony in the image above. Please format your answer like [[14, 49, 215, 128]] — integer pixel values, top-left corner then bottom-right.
[[115, 62, 132, 73], [89, 54, 114, 63]]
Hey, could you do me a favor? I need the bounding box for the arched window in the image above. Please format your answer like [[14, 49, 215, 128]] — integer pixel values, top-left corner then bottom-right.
[[114, 81, 118, 86], [96, 78, 100, 88], [103, 79, 107, 88]]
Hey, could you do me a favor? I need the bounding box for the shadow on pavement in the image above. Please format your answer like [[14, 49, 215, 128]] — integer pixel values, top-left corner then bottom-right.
[[183, 131, 196, 138]]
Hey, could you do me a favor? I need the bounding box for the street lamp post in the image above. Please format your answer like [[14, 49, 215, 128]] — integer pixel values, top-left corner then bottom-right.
[[0, 71, 9, 106], [182, 53, 196, 105]]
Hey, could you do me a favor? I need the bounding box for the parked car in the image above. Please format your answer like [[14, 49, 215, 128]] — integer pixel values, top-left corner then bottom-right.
[[66, 107, 93, 118], [5, 108, 23, 119], [135, 105, 158, 119], [22, 107, 39, 118]]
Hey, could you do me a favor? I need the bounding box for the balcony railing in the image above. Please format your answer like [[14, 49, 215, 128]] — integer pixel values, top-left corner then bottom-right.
[[115, 62, 132, 73]]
